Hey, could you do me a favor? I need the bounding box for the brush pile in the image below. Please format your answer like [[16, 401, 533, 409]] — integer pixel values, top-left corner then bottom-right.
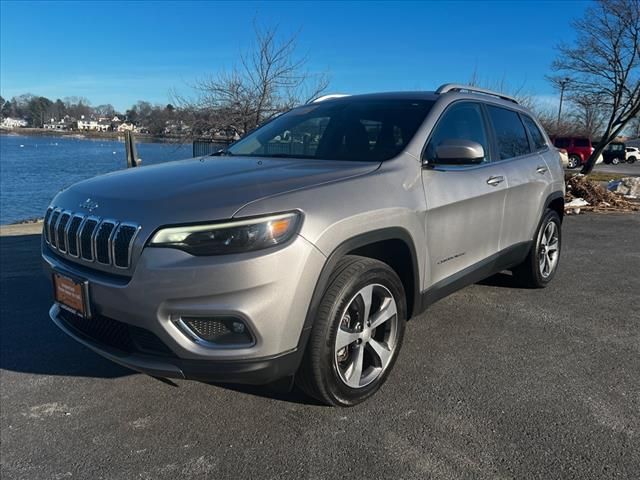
[[564, 175, 640, 214]]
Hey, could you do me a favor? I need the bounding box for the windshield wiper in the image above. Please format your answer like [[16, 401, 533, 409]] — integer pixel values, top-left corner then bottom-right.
[[210, 149, 234, 156]]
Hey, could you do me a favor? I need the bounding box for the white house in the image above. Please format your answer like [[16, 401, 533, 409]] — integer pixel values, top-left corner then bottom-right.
[[44, 116, 74, 130], [117, 122, 135, 132], [1, 117, 28, 128], [77, 115, 111, 132]]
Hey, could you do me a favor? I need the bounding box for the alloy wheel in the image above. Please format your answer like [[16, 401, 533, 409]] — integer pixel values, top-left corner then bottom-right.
[[539, 221, 560, 278], [334, 284, 399, 388]]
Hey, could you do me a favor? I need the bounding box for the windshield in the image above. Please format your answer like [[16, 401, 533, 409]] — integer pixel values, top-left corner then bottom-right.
[[227, 99, 434, 162]]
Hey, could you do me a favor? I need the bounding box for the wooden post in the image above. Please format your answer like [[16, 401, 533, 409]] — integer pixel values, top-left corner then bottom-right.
[[125, 130, 141, 168]]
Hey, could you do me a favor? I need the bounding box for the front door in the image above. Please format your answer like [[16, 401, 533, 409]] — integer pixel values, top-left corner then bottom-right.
[[421, 101, 507, 287]]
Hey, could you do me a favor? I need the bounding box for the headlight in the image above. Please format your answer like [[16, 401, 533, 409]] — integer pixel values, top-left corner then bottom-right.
[[149, 212, 301, 255]]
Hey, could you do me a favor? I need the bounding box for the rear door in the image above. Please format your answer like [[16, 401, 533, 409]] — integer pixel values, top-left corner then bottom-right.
[[488, 106, 551, 248], [421, 101, 507, 286]]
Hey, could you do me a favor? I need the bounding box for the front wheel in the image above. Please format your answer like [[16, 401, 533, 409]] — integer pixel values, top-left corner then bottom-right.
[[628, 156, 637, 164], [512, 209, 562, 288], [612, 157, 621, 165], [296, 256, 406, 406]]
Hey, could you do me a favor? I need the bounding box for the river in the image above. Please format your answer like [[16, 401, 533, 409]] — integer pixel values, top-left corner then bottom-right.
[[0, 134, 191, 224]]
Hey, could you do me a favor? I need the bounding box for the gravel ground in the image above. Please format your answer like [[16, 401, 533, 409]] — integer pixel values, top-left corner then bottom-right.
[[1, 214, 639, 480]]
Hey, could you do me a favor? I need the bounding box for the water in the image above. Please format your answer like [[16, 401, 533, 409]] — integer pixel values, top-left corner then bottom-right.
[[0, 134, 191, 224]]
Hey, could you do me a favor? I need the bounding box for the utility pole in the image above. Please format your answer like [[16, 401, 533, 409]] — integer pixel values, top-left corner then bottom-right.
[[556, 77, 571, 131]]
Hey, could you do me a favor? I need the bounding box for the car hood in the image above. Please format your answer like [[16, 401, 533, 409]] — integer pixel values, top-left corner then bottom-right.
[[52, 155, 380, 227]]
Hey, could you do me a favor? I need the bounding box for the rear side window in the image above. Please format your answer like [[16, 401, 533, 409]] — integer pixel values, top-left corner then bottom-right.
[[522, 115, 547, 151], [574, 138, 590, 147], [554, 138, 570, 148], [487, 105, 531, 159]]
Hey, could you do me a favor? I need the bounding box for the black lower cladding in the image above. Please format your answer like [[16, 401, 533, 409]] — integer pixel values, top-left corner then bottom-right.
[[58, 309, 176, 357]]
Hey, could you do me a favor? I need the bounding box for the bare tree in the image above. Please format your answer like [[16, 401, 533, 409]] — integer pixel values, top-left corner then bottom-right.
[[568, 94, 608, 139], [551, 0, 640, 174], [177, 23, 329, 138]]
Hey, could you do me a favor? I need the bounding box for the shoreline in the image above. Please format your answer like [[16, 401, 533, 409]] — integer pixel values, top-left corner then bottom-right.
[[0, 127, 184, 143]]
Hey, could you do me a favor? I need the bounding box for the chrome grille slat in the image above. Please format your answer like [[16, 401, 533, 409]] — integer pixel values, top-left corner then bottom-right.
[[56, 212, 71, 253], [45, 206, 139, 270], [43, 208, 53, 244], [49, 209, 61, 248]]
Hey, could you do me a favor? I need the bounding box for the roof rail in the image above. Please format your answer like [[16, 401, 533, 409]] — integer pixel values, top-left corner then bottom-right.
[[435, 84, 518, 104], [308, 94, 350, 104]]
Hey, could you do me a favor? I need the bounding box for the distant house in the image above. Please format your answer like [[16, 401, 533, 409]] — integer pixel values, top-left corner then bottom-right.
[[1, 117, 28, 128], [77, 115, 111, 132], [43, 116, 74, 130], [117, 122, 135, 132]]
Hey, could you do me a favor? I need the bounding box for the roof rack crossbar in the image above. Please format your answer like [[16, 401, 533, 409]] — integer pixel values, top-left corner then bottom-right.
[[435, 84, 518, 104]]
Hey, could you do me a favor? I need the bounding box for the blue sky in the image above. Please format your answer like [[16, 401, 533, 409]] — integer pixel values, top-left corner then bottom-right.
[[0, 0, 590, 112]]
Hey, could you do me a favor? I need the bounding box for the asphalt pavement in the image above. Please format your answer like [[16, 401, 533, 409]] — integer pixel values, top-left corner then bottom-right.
[[593, 161, 640, 177], [1, 214, 639, 479]]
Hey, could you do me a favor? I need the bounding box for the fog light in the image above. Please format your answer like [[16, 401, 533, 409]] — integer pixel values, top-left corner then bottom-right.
[[179, 316, 253, 346], [231, 321, 245, 334]]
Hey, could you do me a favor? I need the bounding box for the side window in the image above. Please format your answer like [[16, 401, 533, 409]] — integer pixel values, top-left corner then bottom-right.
[[426, 102, 490, 163], [522, 115, 547, 151], [487, 105, 531, 159]]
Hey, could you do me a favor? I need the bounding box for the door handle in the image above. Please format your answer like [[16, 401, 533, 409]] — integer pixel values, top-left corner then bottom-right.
[[536, 165, 548, 174], [486, 175, 504, 187]]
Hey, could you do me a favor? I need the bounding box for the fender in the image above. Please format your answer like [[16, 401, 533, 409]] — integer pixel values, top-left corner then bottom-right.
[[292, 227, 421, 362]]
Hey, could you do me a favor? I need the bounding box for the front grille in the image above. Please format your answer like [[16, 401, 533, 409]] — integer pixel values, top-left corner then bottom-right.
[[58, 309, 175, 357], [44, 207, 140, 270]]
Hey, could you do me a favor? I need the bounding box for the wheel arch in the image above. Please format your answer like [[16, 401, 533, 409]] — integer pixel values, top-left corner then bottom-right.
[[297, 228, 421, 354], [544, 191, 565, 223]]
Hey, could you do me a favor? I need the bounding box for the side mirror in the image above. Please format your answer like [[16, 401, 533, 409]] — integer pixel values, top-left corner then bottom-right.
[[427, 139, 485, 166]]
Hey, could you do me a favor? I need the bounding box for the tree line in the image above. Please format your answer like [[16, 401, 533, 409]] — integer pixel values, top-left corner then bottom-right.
[[0, 94, 186, 136]]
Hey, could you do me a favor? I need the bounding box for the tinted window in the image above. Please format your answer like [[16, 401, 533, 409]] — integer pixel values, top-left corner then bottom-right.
[[425, 102, 489, 163], [554, 138, 570, 148], [487, 105, 531, 159], [522, 115, 547, 151], [574, 138, 590, 147], [227, 99, 434, 162]]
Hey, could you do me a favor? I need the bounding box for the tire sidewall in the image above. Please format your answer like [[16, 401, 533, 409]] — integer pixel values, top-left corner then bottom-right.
[[318, 264, 406, 406]]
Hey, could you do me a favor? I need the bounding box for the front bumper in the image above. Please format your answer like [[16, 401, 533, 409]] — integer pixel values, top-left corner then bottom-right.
[[50, 305, 302, 383], [43, 234, 326, 383]]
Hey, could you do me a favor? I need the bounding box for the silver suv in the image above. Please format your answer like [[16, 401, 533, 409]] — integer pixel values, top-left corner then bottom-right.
[[42, 84, 565, 406]]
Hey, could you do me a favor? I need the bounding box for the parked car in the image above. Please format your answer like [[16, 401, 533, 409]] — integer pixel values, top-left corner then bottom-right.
[[42, 84, 565, 406], [601, 142, 627, 165], [557, 148, 569, 168], [626, 146, 639, 164], [553, 136, 593, 168]]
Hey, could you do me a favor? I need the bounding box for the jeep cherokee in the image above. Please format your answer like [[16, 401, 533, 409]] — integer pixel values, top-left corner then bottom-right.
[[42, 84, 565, 406]]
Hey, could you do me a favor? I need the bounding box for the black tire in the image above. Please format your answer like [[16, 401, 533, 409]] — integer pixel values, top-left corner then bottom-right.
[[512, 209, 562, 288], [628, 156, 637, 164], [296, 255, 406, 406], [612, 157, 621, 165], [568, 155, 581, 169]]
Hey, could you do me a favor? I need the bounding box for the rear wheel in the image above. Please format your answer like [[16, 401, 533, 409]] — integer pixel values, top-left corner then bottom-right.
[[568, 155, 581, 169], [628, 156, 637, 164], [512, 209, 562, 288], [612, 157, 621, 165], [296, 256, 406, 406]]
